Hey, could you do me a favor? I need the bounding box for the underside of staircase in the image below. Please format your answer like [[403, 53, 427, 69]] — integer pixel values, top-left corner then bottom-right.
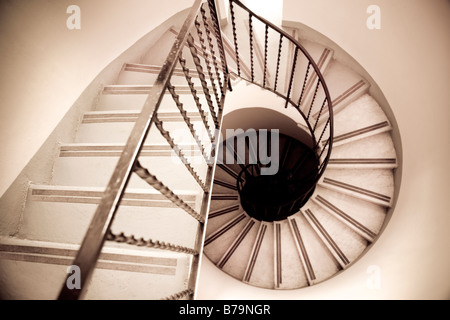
[[0, 0, 400, 299]]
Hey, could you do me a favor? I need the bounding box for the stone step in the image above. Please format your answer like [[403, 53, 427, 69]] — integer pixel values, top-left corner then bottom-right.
[[0, 237, 191, 300], [17, 184, 201, 248], [320, 169, 394, 207]]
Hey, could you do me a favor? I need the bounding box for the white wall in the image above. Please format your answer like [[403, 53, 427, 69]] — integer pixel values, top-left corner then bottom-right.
[[197, 0, 450, 300], [0, 0, 192, 197]]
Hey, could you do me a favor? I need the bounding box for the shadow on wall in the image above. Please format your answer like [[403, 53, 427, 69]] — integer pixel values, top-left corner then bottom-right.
[[221, 107, 314, 148]]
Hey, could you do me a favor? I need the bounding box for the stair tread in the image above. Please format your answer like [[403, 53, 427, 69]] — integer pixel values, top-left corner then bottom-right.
[[320, 169, 394, 206], [329, 132, 397, 164], [329, 93, 390, 137], [243, 222, 274, 288], [0, 237, 191, 300], [304, 202, 369, 264], [274, 220, 309, 289], [218, 219, 259, 281], [203, 213, 250, 264], [52, 155, 207, 193], [313, 186, 387, 235], [20, 188, 201, 247], [289, 213, 340, 283]]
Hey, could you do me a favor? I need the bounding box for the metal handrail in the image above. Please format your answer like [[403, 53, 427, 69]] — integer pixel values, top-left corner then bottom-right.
[[58, 0, 229, 300], [229, 0, 333, 183]]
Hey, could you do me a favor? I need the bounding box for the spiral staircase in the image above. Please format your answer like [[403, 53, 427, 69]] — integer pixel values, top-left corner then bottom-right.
[[0, 0, 399, 299]]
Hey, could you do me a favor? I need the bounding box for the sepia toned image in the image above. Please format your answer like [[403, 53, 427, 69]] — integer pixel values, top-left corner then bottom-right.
[[0, 0, 449, 301]]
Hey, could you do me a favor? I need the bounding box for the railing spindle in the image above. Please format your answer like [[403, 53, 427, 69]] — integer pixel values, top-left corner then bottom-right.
[[195, 19, 221, 108], [297, 61, 311, 107], [167, 82, 211, 164], [313, 97, 328, 132], [285, 46, 299, 108], [274, 34, 283, 91], [307, 78, 321, 120], [187, 33, 219, 128], [133, 160, 204, 222], [249, 13, 255, 83], [178, 56, 214, 142], [153, 115, 208, 192], [207, 0, 229, 81], [229, 0, 241, 77], [263, 24, 269, 88], [106, 230, 198, 255], [200, 6, 224, 96]]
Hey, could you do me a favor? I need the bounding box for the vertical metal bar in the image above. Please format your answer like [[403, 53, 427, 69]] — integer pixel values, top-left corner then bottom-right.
[[229, 0, 241, 77], [187, 33, 219, 128], [297, 61, 311, 107], [249, 12, 255, 83], [207, 0, 230, 87], [274, 34, 283, 91], [190, 73, 230, 300], [195, 17, 221, 108], [178, 56, 214, 142], [200, 5, 224, 95], [167, 82, 210, 164], [263, 24, 269, 88], [284, 46, 298, 108], [313, 97, 328, 132], [153, 115, 208, 192], [306, 78, 321, 120]]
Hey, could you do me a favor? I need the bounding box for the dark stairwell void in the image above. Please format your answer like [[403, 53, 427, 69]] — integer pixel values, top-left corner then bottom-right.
[[218, 108, 320, 222], [237, 134, 319, 221]]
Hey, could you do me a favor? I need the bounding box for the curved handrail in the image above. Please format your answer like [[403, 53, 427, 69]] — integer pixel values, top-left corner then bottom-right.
[[228, 0, 333, 183]]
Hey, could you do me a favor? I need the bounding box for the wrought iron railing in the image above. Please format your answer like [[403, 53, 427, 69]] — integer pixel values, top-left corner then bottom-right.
[[227, 0, 333, 180], [58, 0, 332, 300], [58, 0, 229, 300]]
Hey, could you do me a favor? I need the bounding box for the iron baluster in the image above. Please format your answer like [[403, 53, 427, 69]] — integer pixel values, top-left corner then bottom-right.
[[186, 33, 219, 128], [178, 57, 214, 142], [298, 61, 311, 107], [263, 24, 269, 88], [153, 115, 208, 192], [106, 230, 198, 255], [229, 0, 241, 77], [194, 18, 221, 109], [249, 13, 255, 83], [285, 46, 299, 108], [200, 6, 224, 96], [313, 97, 328, 132], [274, 33, 283, 91], [133, 160, 204, 222], [307, 78, 321, 120], [167, 82, 211, 164]]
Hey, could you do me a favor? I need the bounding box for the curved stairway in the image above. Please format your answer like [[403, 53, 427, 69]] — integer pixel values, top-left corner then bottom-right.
[[0, 0, 399, 298], [204, 91, 396, 289], [202, 0, 398, 290]]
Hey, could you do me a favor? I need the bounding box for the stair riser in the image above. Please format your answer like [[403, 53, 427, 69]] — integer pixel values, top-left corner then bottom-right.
[[220, 219, 260, 282], [289, 214, 340, 284], [75, 121, 212, 147], [203, 214, 250, 264], [274, 220, 309, 289], [52, 155, 208, 193], [18, 193, 200, 248], [242, 222, 274, 289], [95, 90, 214, 113], [117, 69, 197, 86], [0, 253, 190, 299]]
